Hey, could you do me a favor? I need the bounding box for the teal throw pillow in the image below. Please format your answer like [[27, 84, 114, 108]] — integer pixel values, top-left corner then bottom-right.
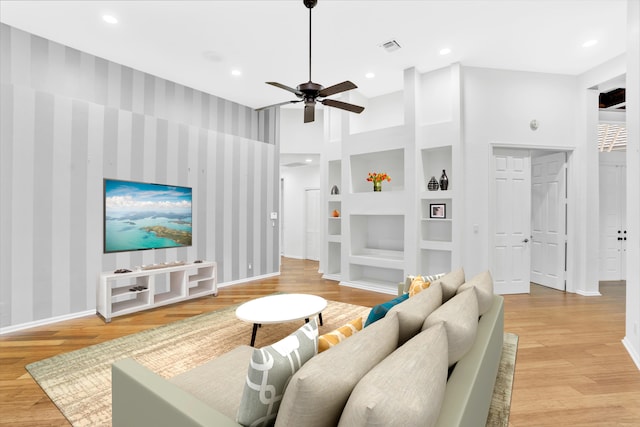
[[364, 293, 409, 327]]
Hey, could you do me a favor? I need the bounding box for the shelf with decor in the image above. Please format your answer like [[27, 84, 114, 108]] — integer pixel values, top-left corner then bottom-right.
[[328, 160, 342, 194], [320, 64, 463, 293], [328, 200, 342, 236], [349, 148, 404, 193], [421, 146, 452, 193]]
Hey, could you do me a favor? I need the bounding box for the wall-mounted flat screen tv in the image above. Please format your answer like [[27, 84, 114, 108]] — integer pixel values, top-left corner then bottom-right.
[[104, 179, 192, 253]]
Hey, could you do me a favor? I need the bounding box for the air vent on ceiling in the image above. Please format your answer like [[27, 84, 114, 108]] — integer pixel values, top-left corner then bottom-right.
[[380, 39, 401, 53], [283, 162, 309, 168]]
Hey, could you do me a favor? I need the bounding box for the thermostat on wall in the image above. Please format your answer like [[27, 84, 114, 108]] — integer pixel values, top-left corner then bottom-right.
[[270, 212, 278, 220]]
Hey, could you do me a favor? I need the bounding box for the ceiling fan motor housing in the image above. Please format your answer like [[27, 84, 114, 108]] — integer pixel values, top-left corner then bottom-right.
[[298, 81, 324, 100], [303, 0, 318, 9]]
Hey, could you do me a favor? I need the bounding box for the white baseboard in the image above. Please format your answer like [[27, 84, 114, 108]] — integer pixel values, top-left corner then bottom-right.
[[575, 290, 602, 297], [622, 336, 640, 371], [0, 309, 96, 335], [218, 271, 281, 288], [339, 281, 396, 296]]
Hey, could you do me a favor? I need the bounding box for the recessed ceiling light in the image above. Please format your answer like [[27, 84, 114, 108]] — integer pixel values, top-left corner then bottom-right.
[[365, 72, 375, 79], [102, 15, 118, 24], [231, 69, 242, 77], [305, 158, 313, 163], [582, 39, 598, 48], [439, 48, 452, 55]]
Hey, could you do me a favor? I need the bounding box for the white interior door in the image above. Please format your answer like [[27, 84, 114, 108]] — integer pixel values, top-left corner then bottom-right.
[[304, 189, 320, 261], [599, 164, 627, 280], [531, 152, 566, 290], [492, 148, 531, 294]]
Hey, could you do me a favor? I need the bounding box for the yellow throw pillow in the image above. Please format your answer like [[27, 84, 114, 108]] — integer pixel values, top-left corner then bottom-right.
[[409, 276, 431, 297], [318, 317, 363, 353]]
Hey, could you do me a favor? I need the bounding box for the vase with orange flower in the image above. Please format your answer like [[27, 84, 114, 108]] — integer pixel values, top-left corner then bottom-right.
[[366, 172, 391, 192]]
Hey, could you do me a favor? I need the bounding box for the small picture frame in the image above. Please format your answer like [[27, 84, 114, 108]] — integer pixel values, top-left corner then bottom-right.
[[429, 203, 446, 219]]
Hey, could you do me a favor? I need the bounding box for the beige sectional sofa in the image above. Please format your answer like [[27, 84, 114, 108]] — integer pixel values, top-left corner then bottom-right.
[[112, 269, 504, 427]]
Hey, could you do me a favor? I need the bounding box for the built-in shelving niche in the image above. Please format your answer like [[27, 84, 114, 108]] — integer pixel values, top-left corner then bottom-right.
[[350, 148, 404, 193], [421, 146, 452, 193], [420, 249, 452, 276], [326, 242, 341, 276], [347, 214, 404, 291]]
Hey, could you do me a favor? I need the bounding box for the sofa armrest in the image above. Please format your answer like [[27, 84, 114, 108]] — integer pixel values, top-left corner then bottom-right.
[[112, 358, 241, 427], [434, 294, 504, 427]]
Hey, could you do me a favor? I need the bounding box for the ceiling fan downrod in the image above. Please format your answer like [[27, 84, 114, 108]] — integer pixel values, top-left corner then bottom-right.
[[304, 0, 317, 83]]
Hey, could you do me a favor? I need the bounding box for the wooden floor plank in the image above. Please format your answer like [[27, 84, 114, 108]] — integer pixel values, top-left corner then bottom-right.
[[0, 259, 638, 426]]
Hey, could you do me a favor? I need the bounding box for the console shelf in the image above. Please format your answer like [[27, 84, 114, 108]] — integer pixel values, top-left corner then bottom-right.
[[97, 261, 217, 322]]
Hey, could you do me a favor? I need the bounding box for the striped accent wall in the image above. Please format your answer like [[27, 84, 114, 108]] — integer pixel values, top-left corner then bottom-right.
[[0, 24, 280, 329]]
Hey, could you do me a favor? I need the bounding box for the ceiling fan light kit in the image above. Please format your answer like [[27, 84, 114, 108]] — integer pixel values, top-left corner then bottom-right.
[[256, 0, 365, 123]]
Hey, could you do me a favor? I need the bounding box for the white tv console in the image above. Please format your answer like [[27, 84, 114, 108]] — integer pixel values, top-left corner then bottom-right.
[[97, 261, 217, 322]]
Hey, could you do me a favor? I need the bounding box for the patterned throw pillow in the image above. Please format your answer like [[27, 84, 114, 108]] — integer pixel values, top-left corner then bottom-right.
[[364, 293, 409, 327], [236, 319, 318, 427], [403, 272, 446, 295], [408, 276, 430, 297], [318, 317, 363, 353]]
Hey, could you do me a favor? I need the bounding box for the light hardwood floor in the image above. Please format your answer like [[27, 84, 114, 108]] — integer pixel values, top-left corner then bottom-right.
[[0, 258, 639, 426]]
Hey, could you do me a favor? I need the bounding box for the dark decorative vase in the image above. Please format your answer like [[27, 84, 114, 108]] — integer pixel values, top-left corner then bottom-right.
[[373, 181, 382, 192], [439, 170, 449, 191], [427, 176, 439, 191], [330, 185, 340, 195]]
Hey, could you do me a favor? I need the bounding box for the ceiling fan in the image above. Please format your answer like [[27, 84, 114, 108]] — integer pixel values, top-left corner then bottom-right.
[[256, 0, 365, 123]]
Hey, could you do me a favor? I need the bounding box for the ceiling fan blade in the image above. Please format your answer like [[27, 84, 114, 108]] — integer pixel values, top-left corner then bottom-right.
[[266, 82, 303, 97], [321, 98, 365, 114], [304, 103, 316, 123], [318, 81, 357, 98], [255, 100, 302, 112]]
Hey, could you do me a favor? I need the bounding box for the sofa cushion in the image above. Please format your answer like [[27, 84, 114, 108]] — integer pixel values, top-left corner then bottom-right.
[[274, 313, 400, 427], [388, 281, 443, 346], [457, 270, 494, 315], [431, 267, 465, 302], [423, 288, 479, 367], [318, 317, 362, 353], [168, 345, 254, 420], [337, 323, 449, 427], [236, 319, 318, 427], [363, 293, 408, 327]]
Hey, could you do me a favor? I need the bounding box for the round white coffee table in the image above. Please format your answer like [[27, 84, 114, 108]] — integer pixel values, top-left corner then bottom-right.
[[235, 294, 327, 346]]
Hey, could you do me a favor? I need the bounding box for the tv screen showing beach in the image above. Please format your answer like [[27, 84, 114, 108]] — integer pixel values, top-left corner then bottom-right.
[[104, 179, 192, 253]]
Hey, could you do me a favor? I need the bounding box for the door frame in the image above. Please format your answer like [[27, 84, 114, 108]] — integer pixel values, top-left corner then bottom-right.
[[489, 143, 575, 293]]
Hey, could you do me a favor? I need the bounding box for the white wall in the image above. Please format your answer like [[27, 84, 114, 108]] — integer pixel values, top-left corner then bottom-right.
[[624, 0, 640, 369], [280, 108, 324, 153], [280, 165, 320, 259], [461, 67, 580, 285], [349, 90, 404, 134]]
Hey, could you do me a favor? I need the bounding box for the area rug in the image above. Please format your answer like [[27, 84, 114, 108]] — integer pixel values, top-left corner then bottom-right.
[[486, 332, 519, 427], [27, 301, 518, 426]]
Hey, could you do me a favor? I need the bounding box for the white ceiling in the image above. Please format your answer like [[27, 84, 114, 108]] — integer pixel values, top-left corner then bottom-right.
[[0, 0, 628, 110]]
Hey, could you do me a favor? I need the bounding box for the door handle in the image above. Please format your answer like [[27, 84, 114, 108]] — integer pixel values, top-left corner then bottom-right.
[[523, 238, 529, 243]]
